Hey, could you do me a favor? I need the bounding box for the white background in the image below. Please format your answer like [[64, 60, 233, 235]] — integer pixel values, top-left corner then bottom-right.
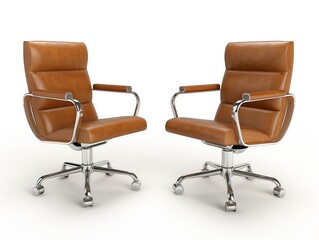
[[0, 0, 318, 239]]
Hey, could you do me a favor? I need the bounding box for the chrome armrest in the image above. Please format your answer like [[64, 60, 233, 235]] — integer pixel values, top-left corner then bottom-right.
[[171, 84, 220, 118], [232, 91, 295, 147], [23, 90, 83, 145], [93, 83, 140, 116]]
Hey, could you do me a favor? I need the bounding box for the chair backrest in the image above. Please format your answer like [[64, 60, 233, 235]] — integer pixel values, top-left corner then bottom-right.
[[23, 41, 98, 141], [215, 41, 294, 143]]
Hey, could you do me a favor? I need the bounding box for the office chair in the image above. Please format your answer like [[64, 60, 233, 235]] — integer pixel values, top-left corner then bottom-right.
[[166, 41, 294, 211], [23, 41, 147, 207]]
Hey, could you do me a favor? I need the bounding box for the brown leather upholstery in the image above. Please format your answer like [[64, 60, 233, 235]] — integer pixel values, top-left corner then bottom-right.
[[166, 41, 294, 146], [93, 84, 132, 92], [180, 84, 220, 93], [24, 41, 147, 144]]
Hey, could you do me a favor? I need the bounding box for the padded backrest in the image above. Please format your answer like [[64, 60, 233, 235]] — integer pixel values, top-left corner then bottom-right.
[[24, 41, 98, 139], [215, 41, 294, 140]]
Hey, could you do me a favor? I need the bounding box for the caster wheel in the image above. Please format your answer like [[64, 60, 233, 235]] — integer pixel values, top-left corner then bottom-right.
[[245, 170, 253, 180], [201, 168, 210, 178], [273, 187, 285, 198], [172, 183, 184, 195], [225, 201, 237, 212], [32, 185, 45, 196], [131, 180, 141, 191], [83, 197, 93, 207], [105, 162, 113, 176]]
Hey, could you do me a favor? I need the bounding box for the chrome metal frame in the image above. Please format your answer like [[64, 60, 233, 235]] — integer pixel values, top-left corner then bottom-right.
[[170, 89, 292, 211], [171, 91, 183, 118], [171, 87, 221, 118], [131, 91, 141, 116], [92, 88, 141, 116], [232, 93, 295, 147], [24, 92, 83, 145], [25, 90, 142, 207]]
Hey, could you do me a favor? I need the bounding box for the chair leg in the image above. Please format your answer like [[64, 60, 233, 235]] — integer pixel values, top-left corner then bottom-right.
[[94, 160, 110, 167], [94, 160, 113, 176], [62, 162, 81, 168], [202, 161, 221, 172], [61, 162, 81, 179], [93, 166, 141, 191], [233, 163, 253, 180], [224, 171, 236, 212], [202, 161, 221, 170], [233, 163, 252, 171], [172, 168, 222, 195], [83, 168, 93, 207], [233, 169, 285, 197], [32, 166, 82, 196], [202, 161, 221, 178]]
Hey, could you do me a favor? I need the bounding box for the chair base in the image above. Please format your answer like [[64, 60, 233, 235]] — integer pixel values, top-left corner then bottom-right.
[[172, 149, 285, 212], [32, 147, 141, 207]]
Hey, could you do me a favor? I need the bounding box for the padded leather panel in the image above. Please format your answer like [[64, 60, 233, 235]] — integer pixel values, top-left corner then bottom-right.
[[25, 41, 87, 72], [221, 70, 287, 111], [32, 70, 92, 107], [215, 103, 281, 137], [166, 117, 272, 146], [225, 41, 293, 73], [47, 116, 147, 144], [38, 103, 98, 135]]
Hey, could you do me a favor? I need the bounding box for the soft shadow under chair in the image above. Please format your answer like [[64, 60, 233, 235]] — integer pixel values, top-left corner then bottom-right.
[[166, 41, 295, 211], [23, 41, 147, 207]]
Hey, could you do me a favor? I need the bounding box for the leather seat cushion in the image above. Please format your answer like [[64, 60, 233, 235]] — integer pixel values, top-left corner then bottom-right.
[[166, 117, 272, 146], [47, 116, 147, 144]]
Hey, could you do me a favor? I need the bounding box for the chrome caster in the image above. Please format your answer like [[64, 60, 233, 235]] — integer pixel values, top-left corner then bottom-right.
[[172, 183, 184, 195], [273, 187, 285, 198], [245, 170, 253, 180], [201, 168, 210, 178], [83, 197, 93, 207], [105, 162, 113, 176], [131, 179, 141, 191], [32, 185, 45, 196], [225, 201, 237, 212]]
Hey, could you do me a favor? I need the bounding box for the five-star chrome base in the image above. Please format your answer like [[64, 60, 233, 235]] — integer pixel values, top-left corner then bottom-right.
[[172, 148, 285, 212], [32, 144, 141, 207]]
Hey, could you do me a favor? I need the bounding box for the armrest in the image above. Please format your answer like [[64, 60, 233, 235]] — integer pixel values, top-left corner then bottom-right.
[[242, 90, 286, 101], [171, 83, 220, 118], [180, 84, 220, 93], [232, 91, 295, 147], [23, 90, 83, 145], [92, 83, 140, 116], [32, 90, 74, 100], [93, 84, 132, 93]]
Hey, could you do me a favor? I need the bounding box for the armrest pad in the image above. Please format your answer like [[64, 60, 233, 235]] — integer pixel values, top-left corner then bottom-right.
[[242, 90, 286, 101], [179, 84, 220, 93], [93, 84, 132, 93], [32, 90, 73, 100]]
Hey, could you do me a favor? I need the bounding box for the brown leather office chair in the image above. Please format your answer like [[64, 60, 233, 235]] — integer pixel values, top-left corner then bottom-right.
[[23, 41, 147, 207], [166, 41, 294, 211]]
